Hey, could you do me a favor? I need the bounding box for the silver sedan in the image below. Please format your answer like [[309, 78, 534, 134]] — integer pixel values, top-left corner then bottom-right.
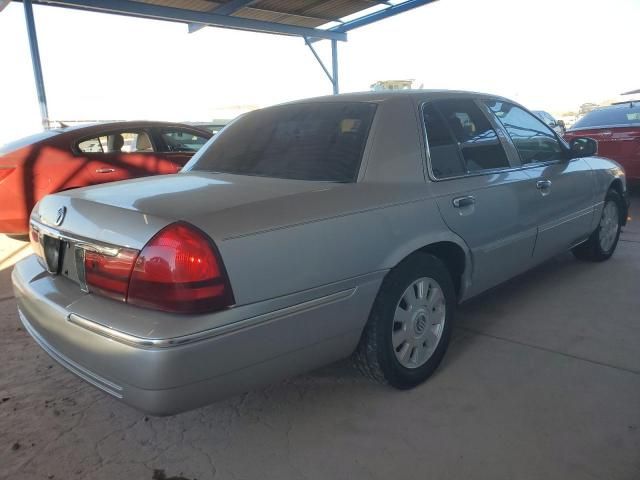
[[13, 91, 629, 415]]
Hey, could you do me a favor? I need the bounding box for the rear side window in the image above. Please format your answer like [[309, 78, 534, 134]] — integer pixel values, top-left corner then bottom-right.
[[77, 131, 154, 154], [572, 105, 640, 129], [186, 102, 376, 182], [423, 104, 466, 178], [486, 101, 563, 164], [423, 99, 510, 178]]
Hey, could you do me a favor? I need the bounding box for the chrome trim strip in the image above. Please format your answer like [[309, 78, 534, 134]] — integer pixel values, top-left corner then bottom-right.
[[538, 205, 595, 233], [480, 227, 538, 254], [74, 246, 88, 292], [30, 220, 122, 257], [19, 310, 124, 398], [67, 287, 357, 349]]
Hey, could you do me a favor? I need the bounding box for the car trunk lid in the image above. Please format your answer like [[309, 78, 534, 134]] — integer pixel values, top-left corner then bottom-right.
[[31, 171, 338, 248]]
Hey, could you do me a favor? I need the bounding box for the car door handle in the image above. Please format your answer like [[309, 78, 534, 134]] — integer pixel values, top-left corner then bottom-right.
[[536, 180, 552, 190], [95, 168, 116, 173], [452, 196, 475, 208]]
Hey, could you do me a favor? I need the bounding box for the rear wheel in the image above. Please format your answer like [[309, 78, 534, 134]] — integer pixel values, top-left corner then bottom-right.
[[572, 189, 623, 262], [353, 253, 455, 389]]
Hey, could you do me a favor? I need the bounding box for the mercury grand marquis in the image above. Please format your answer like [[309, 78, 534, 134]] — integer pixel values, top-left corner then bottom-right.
[[13, 91, 629, 415]]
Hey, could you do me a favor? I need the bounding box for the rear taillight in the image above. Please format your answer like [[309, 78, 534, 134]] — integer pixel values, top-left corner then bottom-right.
[[84, 248, 138, 302], [0, 167, 15, 182], [126, 222, 234, 314], [30, 225, 43, 258]]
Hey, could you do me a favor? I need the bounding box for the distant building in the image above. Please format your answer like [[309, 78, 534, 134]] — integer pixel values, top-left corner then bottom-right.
[[371, 79, 420, 91]]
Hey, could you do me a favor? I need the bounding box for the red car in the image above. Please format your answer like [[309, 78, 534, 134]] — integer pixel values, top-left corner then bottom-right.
[[565, 102, 640, 183], [0, 121, 212, 234]]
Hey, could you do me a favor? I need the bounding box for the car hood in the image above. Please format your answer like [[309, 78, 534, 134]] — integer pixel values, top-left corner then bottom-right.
[[33, 172, 343, 248]]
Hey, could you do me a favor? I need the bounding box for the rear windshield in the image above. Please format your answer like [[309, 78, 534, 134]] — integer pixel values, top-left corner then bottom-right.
[[0, 130, 59, 156], [572, 104, 640, 129], [185, 102, 377, 182]]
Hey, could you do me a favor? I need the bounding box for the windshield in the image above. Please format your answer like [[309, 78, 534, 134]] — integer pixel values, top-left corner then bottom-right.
[[0, 130, 60, 156], [184, 102, 377, 182], [572, 104, 640, 129]]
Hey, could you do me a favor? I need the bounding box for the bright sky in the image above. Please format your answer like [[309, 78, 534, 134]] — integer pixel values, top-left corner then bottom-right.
[[1, 0, 639, 145]]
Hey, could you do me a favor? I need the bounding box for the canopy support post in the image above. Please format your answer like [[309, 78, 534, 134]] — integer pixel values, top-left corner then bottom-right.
[[304, 37, 340, 95], [23, 0, 50, 130]]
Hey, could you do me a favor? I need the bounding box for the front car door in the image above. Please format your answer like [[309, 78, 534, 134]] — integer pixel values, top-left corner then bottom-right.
[[484, 100, 596, 261], [421, 97, 540, 297], [152, 127, 212, 168]]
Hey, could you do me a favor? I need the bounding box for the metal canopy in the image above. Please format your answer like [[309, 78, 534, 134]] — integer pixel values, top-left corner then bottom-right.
[[11, 0, 438, 128]]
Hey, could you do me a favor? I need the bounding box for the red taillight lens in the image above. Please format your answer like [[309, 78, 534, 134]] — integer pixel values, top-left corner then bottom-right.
[[126, 222, 234, 314], [85, 248, 138, 302]]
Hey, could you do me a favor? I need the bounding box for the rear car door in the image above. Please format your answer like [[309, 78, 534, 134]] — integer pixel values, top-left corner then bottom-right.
[[566, 104, 640, 180], [422, 98, 539, 296], [75, 129, 181, 184], [575, 127, 640, 180], [485, 101, 595, 261]]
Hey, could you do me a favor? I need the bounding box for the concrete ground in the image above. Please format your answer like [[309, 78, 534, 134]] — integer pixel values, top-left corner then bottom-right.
[[1, 195, 639, 480]]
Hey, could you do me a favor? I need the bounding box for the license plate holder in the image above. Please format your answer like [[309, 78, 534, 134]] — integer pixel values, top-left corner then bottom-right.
[[42, 235, 65, 274]]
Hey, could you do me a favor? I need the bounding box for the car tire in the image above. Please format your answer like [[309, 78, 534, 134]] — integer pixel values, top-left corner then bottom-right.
[[353, 252, 455, 389], [572, 189, 623, 262], [6, 234, 29, 242]]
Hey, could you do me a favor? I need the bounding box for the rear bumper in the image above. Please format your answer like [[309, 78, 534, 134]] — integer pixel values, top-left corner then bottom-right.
[[13, 255, 383, 415]]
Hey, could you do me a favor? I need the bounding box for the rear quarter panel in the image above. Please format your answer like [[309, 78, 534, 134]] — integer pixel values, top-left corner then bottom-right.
[[214, 184, 469, 306]]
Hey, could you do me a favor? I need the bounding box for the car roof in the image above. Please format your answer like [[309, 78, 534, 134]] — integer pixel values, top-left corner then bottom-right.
[[589, 102, 637, 111], [277, 89, 511, 105], [568, 102, 640, 131], [57, 120, 212, 135]]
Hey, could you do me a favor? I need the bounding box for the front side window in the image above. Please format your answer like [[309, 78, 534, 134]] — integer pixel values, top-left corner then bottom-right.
[[186, 102, 377, 182], [77, 131, 154, 154], [423, 99, 510, 178], [159, 129, 210, 152], [487, 102, 564, 164]]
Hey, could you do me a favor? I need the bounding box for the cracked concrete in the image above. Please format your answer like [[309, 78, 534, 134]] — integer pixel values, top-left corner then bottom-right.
[[1, 193, 639, 480]]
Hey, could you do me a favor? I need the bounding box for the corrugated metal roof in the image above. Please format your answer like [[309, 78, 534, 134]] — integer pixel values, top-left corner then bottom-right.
[[128, 0, 398, 28], [30, 0, 435, 39], [133, 0, 221, 12]]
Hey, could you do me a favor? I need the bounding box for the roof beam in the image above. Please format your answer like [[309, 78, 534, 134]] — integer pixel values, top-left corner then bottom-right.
[[39, 0, 347, 40], [189, 2, 344, 34], [189, 0, 253, 33], [329, 0, 437, 34]]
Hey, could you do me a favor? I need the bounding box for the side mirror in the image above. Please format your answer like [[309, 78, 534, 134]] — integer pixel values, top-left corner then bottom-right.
[[570, 137, 597, 158], [557, 119, 565, 128]]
